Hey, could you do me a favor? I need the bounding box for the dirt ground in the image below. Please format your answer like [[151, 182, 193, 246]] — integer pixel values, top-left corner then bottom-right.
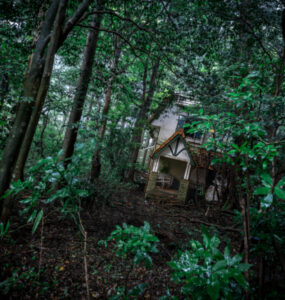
[[0, 188, 245, 299]]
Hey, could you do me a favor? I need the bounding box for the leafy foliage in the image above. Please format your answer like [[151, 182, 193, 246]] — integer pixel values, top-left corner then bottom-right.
[[169, 229, 250, 300], [2, 146, 94, 233], [0, 0, 285, 298], [100, 221, 159, 298], [0, 220, 9, 239], [104, 221, 159, 269]]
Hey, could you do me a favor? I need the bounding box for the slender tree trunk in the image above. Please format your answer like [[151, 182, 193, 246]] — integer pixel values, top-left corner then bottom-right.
[[274, 8, 285, 97], [126, 57, 160, 181], [141, 133, 150, 167], [39, 112, 49, 158], [60, 11, 103, 168], [90, 37, 122, 180]]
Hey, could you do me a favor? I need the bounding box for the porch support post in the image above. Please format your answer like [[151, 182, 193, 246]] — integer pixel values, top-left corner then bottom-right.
[[184, 162, 191, 180], [152, 157, 159, 172], [145, 171, 158, 197], [178, 179, 190, 203]]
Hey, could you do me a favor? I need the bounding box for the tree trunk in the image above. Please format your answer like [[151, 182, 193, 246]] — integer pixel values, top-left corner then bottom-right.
[[3, 0, 91, 185], [141, 133, 150, 167], [0, 0, 69, 220], [13, 0, 68, 182], [39, 112, 49, 158], [90, 37, 122, 180], [274, 8, 285, 97], [126, 57, 160, 181], [0, 0, 61, 217], [60, 11, 103, 168], [0, 0, 91, 209]]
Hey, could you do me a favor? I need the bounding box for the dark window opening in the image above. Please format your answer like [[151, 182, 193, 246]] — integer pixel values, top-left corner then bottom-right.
[[176, 115, 202, 140]]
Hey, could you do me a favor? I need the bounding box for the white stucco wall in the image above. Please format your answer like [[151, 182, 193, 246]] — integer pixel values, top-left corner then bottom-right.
[[151, 104, 205, 146], [152, 105, 181, 143]]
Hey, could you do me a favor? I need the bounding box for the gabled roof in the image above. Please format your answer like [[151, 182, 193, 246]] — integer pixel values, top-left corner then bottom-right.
[[151, 129, 195, 166]]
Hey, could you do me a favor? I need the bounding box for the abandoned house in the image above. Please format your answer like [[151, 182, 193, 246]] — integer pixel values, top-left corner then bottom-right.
[[137, 96, 226, 204]]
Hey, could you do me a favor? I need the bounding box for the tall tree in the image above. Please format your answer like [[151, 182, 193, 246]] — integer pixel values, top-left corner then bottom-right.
[[0, 0, 91, 219], [90, 36, 122, 180], [126, 56, 160, 181], [60, 10, 103, 168]]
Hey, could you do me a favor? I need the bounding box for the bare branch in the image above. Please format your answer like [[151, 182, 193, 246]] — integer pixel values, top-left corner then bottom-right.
[[76, 24, 145, 58], [59, 0, 92, 47], [79, 9, 152, 34]]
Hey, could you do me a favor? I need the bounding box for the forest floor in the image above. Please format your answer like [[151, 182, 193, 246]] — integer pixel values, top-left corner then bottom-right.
[[0, 187, 242, 299]]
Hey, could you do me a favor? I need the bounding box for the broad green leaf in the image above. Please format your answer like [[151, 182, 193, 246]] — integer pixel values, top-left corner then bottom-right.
[[213, 259, 227, 271], [236, 263, 251, 272], [276, 177, 285, 188], [254, 187, 270, 195], [233, 272, 248, 289], [260, 173, 272, 185], [207, 279, 220, 300], [274, 187, 285, 200], [210, 235, 220, 249], [231, 254, 242, 265]]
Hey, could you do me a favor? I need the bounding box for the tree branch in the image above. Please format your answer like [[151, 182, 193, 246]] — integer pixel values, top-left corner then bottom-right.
[[79, 9, 152, 34], [58, 0, 92, 48], [76, 24, 144, 57]]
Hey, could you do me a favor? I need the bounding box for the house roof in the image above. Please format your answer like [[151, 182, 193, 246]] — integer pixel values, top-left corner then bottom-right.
[[151, 129, 195, 166], [150, 129, 226, 170]]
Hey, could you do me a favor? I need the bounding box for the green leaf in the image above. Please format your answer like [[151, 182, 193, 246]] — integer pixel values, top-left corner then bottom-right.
[[233, 272, 248, 289], [0, 220, 10, 237], [144, 253, 152, 268], [254, 187, 270, 195], [213, 259, 227, 271], [260, 173, 272, 185], [224, 246, 230, 263], [203, 233, 210, 249], [261, 193, 273, 209], [207, 278, 220, 300], [128, 283, 147, 296], [32, 209, 43, 234], [236, 263, 251, 272], [28, 209, 38, 223], [210, 235, 220, 249], [276, 177, 285, 188], [231, 254, 242, 265], [274, 187, 285, 200]]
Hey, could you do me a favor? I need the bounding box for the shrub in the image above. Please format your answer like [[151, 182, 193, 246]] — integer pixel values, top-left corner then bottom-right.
[[100, 221, 159, 298], [169, 228, 250, 300]]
